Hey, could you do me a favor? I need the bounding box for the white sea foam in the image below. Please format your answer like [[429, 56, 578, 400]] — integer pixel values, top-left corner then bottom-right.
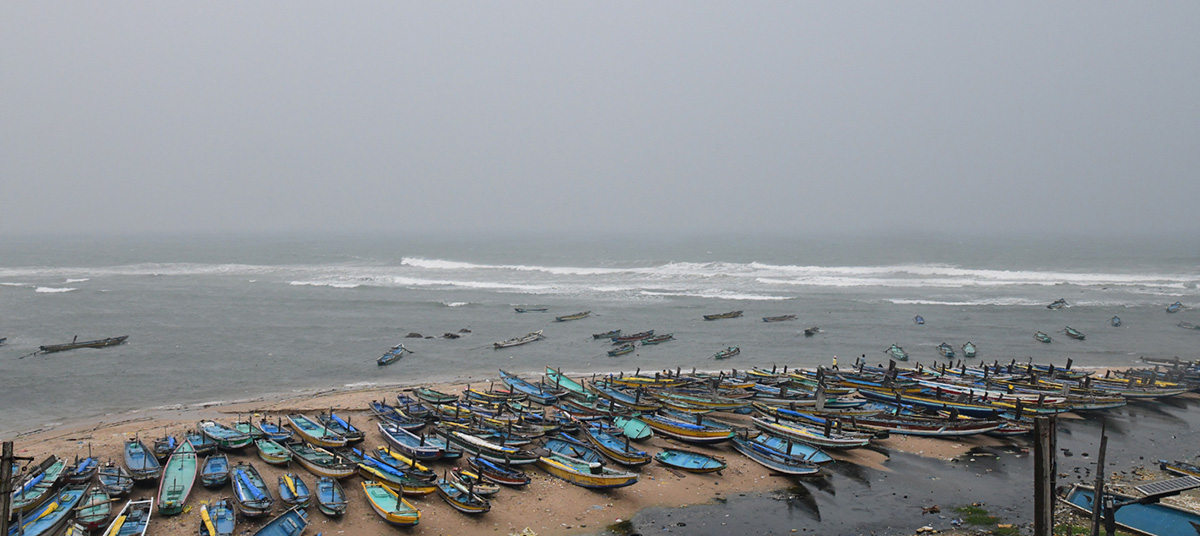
[[35, 287, 77, 293], [1, 282, 29, 287], [289, 280, 362, 289], [343, 381, 378, 389], [639, 290, 791, 301], [441, 301, 469, 307], [402, 257, 626, 276], [64, 278, 90, 283], [886, 298, 1045, 306]]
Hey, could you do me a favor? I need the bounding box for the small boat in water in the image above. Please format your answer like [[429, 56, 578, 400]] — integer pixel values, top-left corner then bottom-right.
[[641, 333, 675, 345], [714, 346, 740, 360], [608, 343, 635, 357], [199, 498, 236, 536], [885, 343, 909, 361], [103, 498, 153, 536], [251, 506, 308, 536], [763, 314, 797, 323], [514, 307, 547, 313], [315, 476, 348, 516], [936, 342, 955, 358], [493, 330, 544, 349], [654, 448, 727, 473], [703, 310, 743, 321], [1064, 325, 1085, 340], [593, 329, 621, 339], [1179, 321, 1200, 331], [961, 341, 977, 358], [1035, 331, 1053, 343], [1167, 301, 1183, 313], [200, 453, 230, 487], [914, 315, 925, 325], [1047, 298, 1068, 310], [612, 330, 654, 343], [39, 335, 128, 353], [377, 343, 409, 366], [362, 481, 421, 526], [804, 326, 820, 337], [555, 310, 591, 322], [1111, 316, 1121, 327]]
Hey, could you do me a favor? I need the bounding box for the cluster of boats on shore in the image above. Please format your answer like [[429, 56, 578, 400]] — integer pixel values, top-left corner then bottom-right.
[[8, 355, 1199, 536]]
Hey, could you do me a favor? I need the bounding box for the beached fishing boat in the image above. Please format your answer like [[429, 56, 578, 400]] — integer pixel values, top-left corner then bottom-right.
[[362, 481, 421, 527], [763, 314, 797, 322], [199, 498, 235, 536], [368, 400, 427, 431], [1035, 331, 1052, 343], [641, 333, 675, 345], [76, 485, 114, 532], [285, 442, 356, 479], [593, 329, 621, 339], [714, 346, 740, 360], [544, 366, 596, 402], [654, 448, 727, 473], [1060, 482, 1200, 536], [373, 446, 439, 481], [251, 506, 308, 536], [199, 453, 229, 487], [1047, 298, 1068, 310], [66, 454, 98, 484], [435, 429, 540, 465], [254, 438, 291, 465], [349, 448, 436, 495], [436, 472, 491, 514], [885, 343, 909, 361], [640, 413, 735, 444], [753, 433, 834, 464], [608, 343, 635, 357], [583, 425, 651, 466], [936, 342, 955, 358], [586, 382, 661, 412], [467, 456, 531, 486], [451, 467, 501, 497], [278, 472, 312, 508], [123, 439, 161, 483], [38, 335, 128, 353], [514, 307, 547, 313], [536, 453, 639, 489], [914, 315, 925, 325], [498, 368, 561, 405], [1159, 460, 1200, 478], [230, 462, 275, 518], [379, 422, 445, 460], [102, 498, 153, 536], [751, 416, 872, 449], [255, 419, 293, 442], [493, 330, 544, 349], [198, 420, 253, 450], [317, 411, 365, 443], [613, 330, 655, 343], [543, 433, 605, 464], [1111, 316, 1122, 327], [1167, 301, 1183, 313], [98, 461, 133, 497], [961, 341, 977, 358], [703, 310, 743, 320], [555, 310, 591, 322], [412, 386, 459, 404], [612, 415, 654, 440], [730, 436, 821, 475], [7, 484, 87, 536], [286, 413, 348, 448], [377, 343, 409, 366], [315, 476, 348, 516], [157, 439, 197, 515], [1064, 325, 1085, 340], [152, 435, 176, 462], [804, 326, 820, 337], [186, 430, 218, 455]]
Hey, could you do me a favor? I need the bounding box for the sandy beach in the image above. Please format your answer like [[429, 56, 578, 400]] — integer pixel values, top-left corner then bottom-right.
[[3, 375, 1052, 536]]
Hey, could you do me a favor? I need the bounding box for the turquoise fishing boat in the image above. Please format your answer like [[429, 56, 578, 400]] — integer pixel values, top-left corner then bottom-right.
[[961, 341, 977, 358], [544, 433, 606, 464], [157, 439, 198, 515], [1061, 483, 1200, 536], [435, 472, 491, 514], [544, 366, 597, 402], [286, 413, 347, 448], [653, 449, 727, 473], [885, 343, 909, 361], [315, 476, 348, 516], [362, 481, 421, 527], [536, 453, 639, 489], [730, 436, 821, 475], [7, 484, 87, 536], [198, 420, 254, 450], [612, 415, 654, 441]]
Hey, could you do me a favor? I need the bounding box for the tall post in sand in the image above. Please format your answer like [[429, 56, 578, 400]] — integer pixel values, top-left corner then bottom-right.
[[1033, 417, 1056, 536], [1090, 420, 1108, 536], [0, 441, 11, 536]]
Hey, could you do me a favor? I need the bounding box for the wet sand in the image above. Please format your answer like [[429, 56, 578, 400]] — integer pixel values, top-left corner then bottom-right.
[[6, 378, 1024, 536]]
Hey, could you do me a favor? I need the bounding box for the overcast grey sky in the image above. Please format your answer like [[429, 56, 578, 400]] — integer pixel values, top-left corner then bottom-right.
[[3, 3, 1198, 238]]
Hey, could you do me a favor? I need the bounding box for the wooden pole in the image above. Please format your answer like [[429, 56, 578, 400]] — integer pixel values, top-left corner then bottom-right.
[[0, 441, 12, 536], [1090, 420, 1108, 536], [1033, 417, 1056, 536]]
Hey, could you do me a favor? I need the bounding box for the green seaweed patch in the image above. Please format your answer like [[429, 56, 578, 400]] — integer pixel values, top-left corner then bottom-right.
[[606, 519, 635, 535], [953, 505, 998, 525]]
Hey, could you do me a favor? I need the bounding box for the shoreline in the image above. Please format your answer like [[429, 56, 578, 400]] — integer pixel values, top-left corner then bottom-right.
[[1, 372, 1069, 536]]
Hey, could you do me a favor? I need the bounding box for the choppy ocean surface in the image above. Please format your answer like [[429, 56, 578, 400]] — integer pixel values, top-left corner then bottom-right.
[[1, 233, 1198, 436]]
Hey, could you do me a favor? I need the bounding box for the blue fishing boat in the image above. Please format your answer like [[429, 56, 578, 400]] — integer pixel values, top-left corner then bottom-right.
[[186, 430, 218, 455], [1047, 298, 1068, 310], [6, 484, 87, 536], [608, 343, 635, 357], [593, 329, 622, 339], [612, 415, 654, 441], [1167, 301, 1183, 313], [368, 400, 427, 431], [1061, 483, 1200, 536], [498, 369, 560, 405], [199, 498, 236, 536], [362, 481, 421, 526], [318, 411, 365, 443], [101, 498, 153, 536], [936, 342, 955, 358], [66, 455, 98, 483], [200, 453, 230, 487], [730, 436, 821, 475], [543, 433, 606, 464], [251, 507, 308, 536], [97, 461, 134, 497], [467, 456, 532, 486], [1035, 331, 1053, 343], [435, 472, 491, 514], [1112, 316, 1122, 327], [713, 346, 740, 360], [377, 343, 409, 366], [653, 449, 727, 473], [640, 333, 675, 345], [230, 462, 275, 518], [961, 341, 978, 358], [914, 315, 925, 325], [256, 419, 294, 442], [536, 453, 639, 489], [75, 485, 114, 531], [123, 439, 161, 482], [315, 476, 348, 516], [752, 433, 834, 464], [198, 420, 254, 450], [379, 422, 445, 460], [278, 473, 312, 508]]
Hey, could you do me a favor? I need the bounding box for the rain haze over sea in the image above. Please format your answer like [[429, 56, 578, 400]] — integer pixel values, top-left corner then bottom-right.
[[1, 232, 1197, 436]]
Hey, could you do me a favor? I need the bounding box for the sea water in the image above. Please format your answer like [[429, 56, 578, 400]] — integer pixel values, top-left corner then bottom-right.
[[1, 233, 1198, 436]]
